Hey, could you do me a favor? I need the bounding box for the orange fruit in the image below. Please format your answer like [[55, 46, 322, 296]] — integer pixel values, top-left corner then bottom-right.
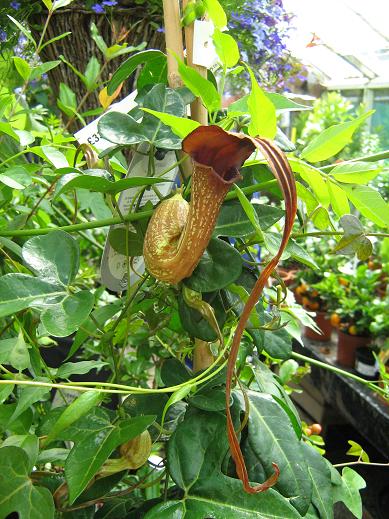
[[305, 427, 312, 436], [302, 296, 310, 308], [311, 423, 322, 435], [348, 325, 358, 336], [330, 313, 340, 327], [339, 277, 349, 286], [311, 290, 319, 298], [310, 302, 320, 310]]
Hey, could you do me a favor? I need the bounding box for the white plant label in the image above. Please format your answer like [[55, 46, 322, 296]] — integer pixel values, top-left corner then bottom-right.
[[192, 20, 218, 69]]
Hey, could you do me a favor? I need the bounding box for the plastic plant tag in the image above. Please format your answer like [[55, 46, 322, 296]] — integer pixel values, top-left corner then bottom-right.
[[100, 145, 179, 292], [192, 20, 218, 68], [74, 90, 138, 151]]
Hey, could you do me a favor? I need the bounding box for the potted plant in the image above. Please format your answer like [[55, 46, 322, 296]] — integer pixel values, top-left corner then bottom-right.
[[331, 265, 382, 367]]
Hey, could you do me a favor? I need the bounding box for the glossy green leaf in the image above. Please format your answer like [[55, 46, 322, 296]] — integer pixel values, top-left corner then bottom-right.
[[330, 161, 382, 184], [44, 391, 103, 447], [328, 181, 350, 218], [99, 84, 185, 149], [60, 408, 155, 503], [203, 0, 227, 28], [0, 166, 32, 189], [213, 28, 240, 68], [263, 328, 292, 360], [0, 404, 33, 435], [178, 292, 226, 342], [54, 170, 169, 199], [302, 442, 334, 519], [296, 180, 319, 214], [22, 230, 79, 286], [30, 60, 61, 81], [214, 200, 284, 237], [267, 92, 311, 111], [246, 65, 277, 139], [161, 385, 192, 427], [84, 57, 100, 91], [137, 54, 167, 90], [184, 238, 243, 292], [0, 384, 14, 404], [0, 447, 54, 519], [108, 227, 144, 257], [311, 206, 331, 230], [40, 290, 94, 337], [292, 160, 330, 207], [300, 111, 374, 162], [164, 406, 303, 519], [176, 56, 221, 113], [342, 184, 389, 228], [142, 108, 200, 138], [346, 440, 370, 463], [234, 183, 264, 240], [107, 50, 165, 95], [246, 392, 311, 514], [1, 434, 39, 471], [332, 467, 365, 519], [0, 274, 66, 318]]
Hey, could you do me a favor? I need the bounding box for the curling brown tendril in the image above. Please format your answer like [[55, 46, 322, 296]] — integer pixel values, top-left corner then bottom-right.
[[143, 125, 297, 493]]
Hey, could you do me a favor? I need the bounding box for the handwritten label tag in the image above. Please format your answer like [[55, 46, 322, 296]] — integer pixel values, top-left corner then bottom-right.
[[192, 20, 218, 69]]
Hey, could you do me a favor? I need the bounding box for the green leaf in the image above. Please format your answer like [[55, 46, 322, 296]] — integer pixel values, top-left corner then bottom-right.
[[214, 200, 284, 237], [137, 54, 167, 90], [176, 56, 221, 113], [296, 180, 319, 214], [300, 111, 374, 162], [90, 22, 107, 55], [107, 50, 166, 95], [22, 230, 79, 286], [184, 238, 243, 292], [0, 274, 66, 318], [141, 108, 200, 138], [54, 170, 169, 199], [330, 161, 382, 184], [0, 447, 54, 519], [12, 57, 31, 81], [213, 28, 240, 68], [0, 404, 33, 435], [263, 328, 292, 360], [164, 405, 303, 519], [99, 84, 185, 149], [346, 440, 370, 463], [30, 60, 61, 81], [42, 0, 53, 9], [40, 31, 72, 51], [9, 382, 50, 424], [7, 16, 36, 48], [203, 0, 227, 28], [328, 181, 350, 218], [312, 206, 331, 230], [246, 65, 277, 139], [0, 384, 14, 404], [57, 361, 109, 379], [84, 56, 100, 91], [53, 0, 75, 9], [246, 392, 311, 514], [44, 391, 103, 447], [264, 233, 319, 269], [8, 331, 30, 372], [60, 408, 155, 503], [302, 442, 334, 519], [42, 145, 69, 168], [40, 290, 95, 337], [0, 166, 33, 190], [108, 227, 144, 257], [342, 184, 389, 228], [267, 93, 311, 111], [333, 467, 366, 519], [1, 434, 39, 471], [292, 160, 330, 207], [178, 292, 226, 342], [161, 385, 192, 427], [58, 83, 78, 117]]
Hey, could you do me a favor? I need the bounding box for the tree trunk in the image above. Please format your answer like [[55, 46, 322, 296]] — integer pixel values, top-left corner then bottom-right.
[[30, 5, 164, 122]]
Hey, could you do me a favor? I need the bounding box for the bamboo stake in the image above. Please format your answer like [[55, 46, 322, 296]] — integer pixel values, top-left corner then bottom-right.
[[162, 0, 185, 88], [182, 0, 208, 125]]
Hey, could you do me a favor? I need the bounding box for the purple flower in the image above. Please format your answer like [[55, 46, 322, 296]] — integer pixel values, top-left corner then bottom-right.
[[0, 30, 7, 42], [91, 3, 105, 13], [10, 1, 21, 9], [102, 0, 117, 5]]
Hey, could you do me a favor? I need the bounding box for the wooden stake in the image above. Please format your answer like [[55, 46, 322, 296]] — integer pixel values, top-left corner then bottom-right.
[[182, 0, 208, 126], [162, 0, 185, 88]]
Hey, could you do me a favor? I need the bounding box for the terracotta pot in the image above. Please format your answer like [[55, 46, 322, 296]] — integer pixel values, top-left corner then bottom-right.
[[304, 312, 332, 342], [336, 330, 370, 368]]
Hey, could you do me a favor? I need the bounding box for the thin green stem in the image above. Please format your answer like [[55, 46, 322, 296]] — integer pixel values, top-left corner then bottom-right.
[[291, 351, 387, 397], [0, 180, 278, 238], [320, 149, 389, 172], [292, 231, 389, 239]]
